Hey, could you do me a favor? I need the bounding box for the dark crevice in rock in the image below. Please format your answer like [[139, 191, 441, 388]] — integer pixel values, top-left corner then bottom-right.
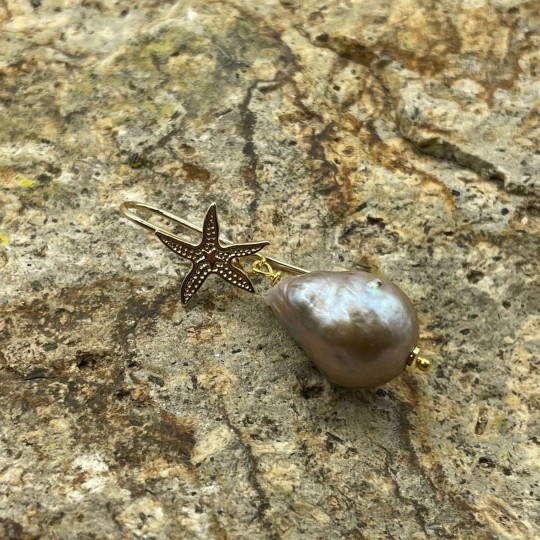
[[218, 401, 275, 536], [402, 135, 509, 189]]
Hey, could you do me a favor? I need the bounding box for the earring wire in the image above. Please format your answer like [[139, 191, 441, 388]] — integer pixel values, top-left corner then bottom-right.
[[119, 201, 309, 277]]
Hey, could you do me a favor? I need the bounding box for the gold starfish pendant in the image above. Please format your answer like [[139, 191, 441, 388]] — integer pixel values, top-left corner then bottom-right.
[[156, 204, 269, 304]]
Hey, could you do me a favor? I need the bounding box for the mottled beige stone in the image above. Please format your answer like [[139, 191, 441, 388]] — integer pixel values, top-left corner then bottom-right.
[[0, 0, 539, 539]]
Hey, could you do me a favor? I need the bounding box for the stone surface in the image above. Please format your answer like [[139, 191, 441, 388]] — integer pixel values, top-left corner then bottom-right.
[[0, 0, 538, 538]]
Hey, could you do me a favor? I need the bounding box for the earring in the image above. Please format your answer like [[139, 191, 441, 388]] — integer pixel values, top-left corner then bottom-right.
[[120, 201, 431, 388]]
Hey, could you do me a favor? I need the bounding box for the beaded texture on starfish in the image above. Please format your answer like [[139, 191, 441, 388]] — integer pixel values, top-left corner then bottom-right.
[[156, 204, 269, 304]]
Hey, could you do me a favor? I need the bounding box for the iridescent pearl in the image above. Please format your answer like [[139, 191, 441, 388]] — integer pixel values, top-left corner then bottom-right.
[[267, 271, 419, 388]]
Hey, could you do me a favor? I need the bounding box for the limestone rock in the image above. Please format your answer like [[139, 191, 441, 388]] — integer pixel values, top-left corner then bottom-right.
[[0, 1, 538, 538]]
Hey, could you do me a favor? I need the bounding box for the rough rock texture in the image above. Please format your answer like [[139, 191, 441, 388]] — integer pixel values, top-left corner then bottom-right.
[[0, 1, 539, 538]]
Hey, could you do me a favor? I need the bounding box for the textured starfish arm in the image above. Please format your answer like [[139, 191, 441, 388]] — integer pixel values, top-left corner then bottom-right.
[[202, 203, 220, 247], [222, 241, 269, 259], [218, 263, 256, 293], [180, 264, 210, 304], [156, 231, 199, 261]]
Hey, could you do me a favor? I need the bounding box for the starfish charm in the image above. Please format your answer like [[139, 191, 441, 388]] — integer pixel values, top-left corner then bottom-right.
[[156, 204, 269, 304]]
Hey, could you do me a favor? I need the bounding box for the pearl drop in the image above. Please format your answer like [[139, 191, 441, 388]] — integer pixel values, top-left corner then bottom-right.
[[268, 271, 419, 388]]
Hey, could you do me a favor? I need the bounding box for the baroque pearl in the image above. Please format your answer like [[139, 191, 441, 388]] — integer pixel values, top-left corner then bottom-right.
[[268, 271, 419, 388]]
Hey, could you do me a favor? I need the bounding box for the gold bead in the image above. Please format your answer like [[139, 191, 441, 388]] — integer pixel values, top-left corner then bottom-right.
[[407, 347, 431, 372], [415, 355, 431, 372]]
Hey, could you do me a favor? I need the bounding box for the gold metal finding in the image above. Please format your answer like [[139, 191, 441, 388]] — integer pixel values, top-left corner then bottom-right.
[[232, 255, 282, 286], [251, 256, 283, 286], [407, 347, 431, 371]]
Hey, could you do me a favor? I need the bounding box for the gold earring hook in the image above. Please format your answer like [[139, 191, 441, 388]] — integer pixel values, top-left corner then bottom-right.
[[119, 201, 309, 278]]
